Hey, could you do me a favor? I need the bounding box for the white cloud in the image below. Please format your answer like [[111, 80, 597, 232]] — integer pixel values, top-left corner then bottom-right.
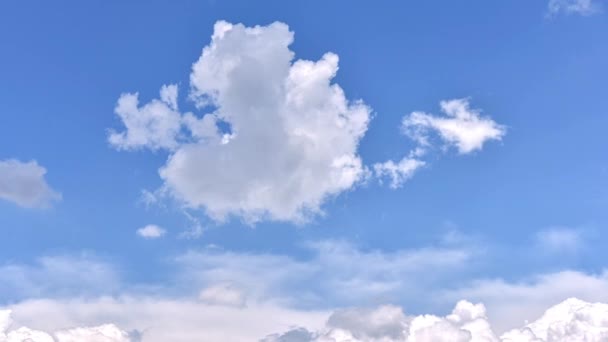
[[547, 0, 601, 16], [373, 99, 505, 189], [373, 156, 425, 189], [402, 98, 506, 155], [263, 300, 498, 342], [2, 252, 325, 341], [53, 325, 133, 342], [3, 244, 608, 341], [108, 84, 182, 151], [445, 270, 608, 334], [1, 309, 131, 342], [4, 298, 328, 342], [135, 225, 166, 239], [264, 298, 608, 342], [6, 296, 608, 342], [109, 21, 371, 223], [501, 298, 608, 341], [0, 159, 61, 208]]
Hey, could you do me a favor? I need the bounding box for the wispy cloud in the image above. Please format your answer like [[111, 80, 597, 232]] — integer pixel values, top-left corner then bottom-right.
[[535, 227, 584, 253], [0, 255, 121, 302], [173, 239, 474, 308], [547, 0, 602, 16], [3, 240, 608, 341], [374, 98, 506, 188]]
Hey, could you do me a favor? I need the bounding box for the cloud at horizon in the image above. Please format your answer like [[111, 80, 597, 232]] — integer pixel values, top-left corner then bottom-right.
[[3, 237, 608, 341], [3, 295, 608, 342]]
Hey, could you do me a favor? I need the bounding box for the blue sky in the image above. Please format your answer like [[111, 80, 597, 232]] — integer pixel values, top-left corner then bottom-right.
[[1, 1, 608, 341]]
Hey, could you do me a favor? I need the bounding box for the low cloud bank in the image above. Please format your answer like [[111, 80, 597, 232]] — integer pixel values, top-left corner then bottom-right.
[[264, 298, 608, 342], [3, 298, 608, 341], [1, 309, 133, 342]]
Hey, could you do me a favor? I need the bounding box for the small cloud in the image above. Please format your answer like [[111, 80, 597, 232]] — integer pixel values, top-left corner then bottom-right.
[[374, 98, 505, 189], [0, 159, 61, 208], [373, 157, 425, 189], [536, 227, 584, 253], [136, 224, 167, 239], [402, 98, 506, 155], [547, 0, 601, 16]]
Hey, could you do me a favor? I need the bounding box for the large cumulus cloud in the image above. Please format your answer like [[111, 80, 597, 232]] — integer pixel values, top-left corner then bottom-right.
[[109, 21, 371, 223]]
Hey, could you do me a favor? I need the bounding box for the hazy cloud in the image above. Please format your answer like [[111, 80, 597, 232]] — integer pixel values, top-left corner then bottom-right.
[[0, 159, 61, 208]]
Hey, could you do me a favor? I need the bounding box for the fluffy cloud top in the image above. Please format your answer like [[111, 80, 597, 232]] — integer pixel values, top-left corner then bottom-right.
[[446, 270, 608, 334], [0, 159, 61, 208], [502, 298, 608, 341], [5, 298, 608, 342], [0, 309, 132, 342], [263, 300, 497, 341], [547, 0, 601, 16], [135, 225, 166, 239], [402, 99, 506, 155], [264, 298, 608, 342], [109, 21, 371, 223]]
